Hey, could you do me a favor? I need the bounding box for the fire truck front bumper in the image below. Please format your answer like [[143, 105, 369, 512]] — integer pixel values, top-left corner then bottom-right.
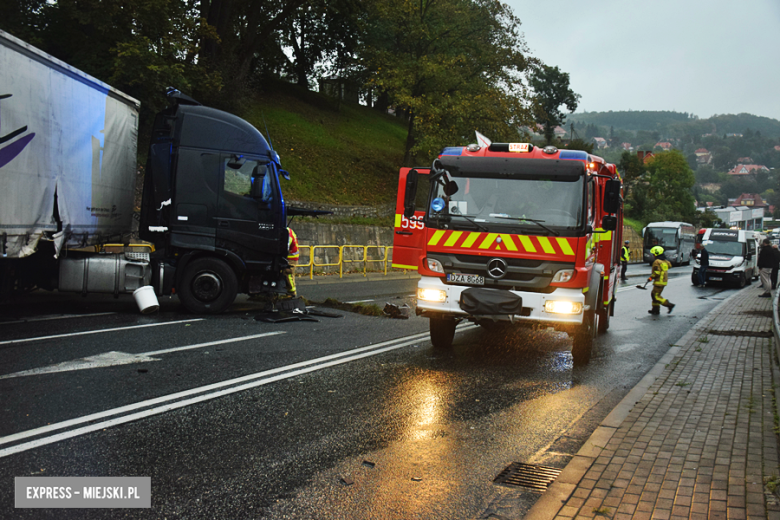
[[416, 276, 586, 327]]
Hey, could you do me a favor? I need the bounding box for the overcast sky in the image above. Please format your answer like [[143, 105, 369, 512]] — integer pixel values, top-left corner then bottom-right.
[[505, 0, 780, 121]]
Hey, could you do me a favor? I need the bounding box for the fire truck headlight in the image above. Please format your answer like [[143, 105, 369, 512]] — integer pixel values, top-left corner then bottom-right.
[[544, 300, 583, 315], [418, 288, 447, 302], [551, 269, 574, 283], [426, 258, 444, 273]]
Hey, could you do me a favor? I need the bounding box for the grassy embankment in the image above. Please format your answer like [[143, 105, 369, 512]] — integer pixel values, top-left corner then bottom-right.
[[240, 84, 408, 226]]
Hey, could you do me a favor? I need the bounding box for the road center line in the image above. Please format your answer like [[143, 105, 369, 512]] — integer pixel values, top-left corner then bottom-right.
[[0, 319, 205, 346], [0, 324, 477, 457]]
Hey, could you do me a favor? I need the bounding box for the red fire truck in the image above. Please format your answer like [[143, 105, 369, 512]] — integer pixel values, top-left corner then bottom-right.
[[392, 142, 624, 364]]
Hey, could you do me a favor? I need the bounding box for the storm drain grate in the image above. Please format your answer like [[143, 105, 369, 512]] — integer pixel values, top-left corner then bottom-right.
[[707, 329, 774, 338], [493, 462, 561, 491]]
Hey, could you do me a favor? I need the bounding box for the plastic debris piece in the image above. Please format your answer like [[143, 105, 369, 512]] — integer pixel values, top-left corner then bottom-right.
[[254, 312, 319, 323], [306, 308, 344, 318], [340, 476, 354, 486], [383, 303, 411, 319]]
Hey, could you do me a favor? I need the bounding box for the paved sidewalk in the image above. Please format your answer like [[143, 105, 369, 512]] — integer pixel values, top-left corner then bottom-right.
[[527, 284, 780, 520]]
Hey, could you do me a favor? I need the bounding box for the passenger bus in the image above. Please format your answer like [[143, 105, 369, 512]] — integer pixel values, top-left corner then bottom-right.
[[642, 222, 696, 266]]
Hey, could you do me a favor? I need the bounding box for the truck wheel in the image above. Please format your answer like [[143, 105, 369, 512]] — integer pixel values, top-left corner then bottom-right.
[[736, 273, 746, 288], [572, 310, 596, 365], [691, 272, 698, 286], [430, 318, 457, 349], [178, 258, 238, 314]]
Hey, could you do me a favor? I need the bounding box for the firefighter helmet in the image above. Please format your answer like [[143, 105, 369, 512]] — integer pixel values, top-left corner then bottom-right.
[[650, 246, 664, 256]]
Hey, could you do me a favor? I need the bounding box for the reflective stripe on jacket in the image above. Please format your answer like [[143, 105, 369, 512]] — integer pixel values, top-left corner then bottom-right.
[[651, 258, 670, 286], [287, 228, 299, 262]]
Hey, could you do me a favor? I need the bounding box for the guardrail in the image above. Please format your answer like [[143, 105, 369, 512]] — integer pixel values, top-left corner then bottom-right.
[[296, 245, 395, 279], [293, 242, 648, 279]]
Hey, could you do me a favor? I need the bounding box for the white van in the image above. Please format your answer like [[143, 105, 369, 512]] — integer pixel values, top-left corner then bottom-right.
[[692, 229, 760, 287]]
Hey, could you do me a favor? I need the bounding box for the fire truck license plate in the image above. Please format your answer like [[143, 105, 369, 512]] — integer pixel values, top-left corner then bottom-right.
[[447, 273, 484, 285]]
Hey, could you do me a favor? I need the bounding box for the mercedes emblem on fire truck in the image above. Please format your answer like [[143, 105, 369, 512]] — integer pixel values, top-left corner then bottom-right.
[[487, 258, 508, 279]]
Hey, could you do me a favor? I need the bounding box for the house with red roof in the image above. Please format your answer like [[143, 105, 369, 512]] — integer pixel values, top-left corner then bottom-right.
[[654, 142, 672, 151], [728, 164, 770, 175], [729, 193, 769, 209]]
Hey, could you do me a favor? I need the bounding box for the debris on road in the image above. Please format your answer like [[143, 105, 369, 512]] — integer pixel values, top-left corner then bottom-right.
[[383, 303, 411, 319]]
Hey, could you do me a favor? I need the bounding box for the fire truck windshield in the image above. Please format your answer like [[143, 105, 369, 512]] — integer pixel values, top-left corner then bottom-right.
[[429, 175, 584, 231]]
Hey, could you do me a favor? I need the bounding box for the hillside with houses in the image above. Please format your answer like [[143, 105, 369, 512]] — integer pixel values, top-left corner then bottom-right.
[[536, 111, 780, 224]]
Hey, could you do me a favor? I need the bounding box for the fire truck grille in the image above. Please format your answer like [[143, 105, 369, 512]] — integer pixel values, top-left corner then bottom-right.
[[431, 253, 575, 291], [454, 255, 544, 268]]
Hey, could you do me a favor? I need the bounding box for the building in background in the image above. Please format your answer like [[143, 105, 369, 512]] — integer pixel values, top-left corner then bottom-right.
[[704, 206, 765, 230]]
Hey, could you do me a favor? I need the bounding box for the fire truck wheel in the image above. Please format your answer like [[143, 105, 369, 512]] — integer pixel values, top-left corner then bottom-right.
[[178, 258, 239, 314], [572, 310, 596, 365], [691, 273, 698, 286], [430, 317, 457, 349]]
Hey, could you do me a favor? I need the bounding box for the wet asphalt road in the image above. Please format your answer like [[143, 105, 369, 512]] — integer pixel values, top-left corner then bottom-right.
[[0, 264, 740, 518]]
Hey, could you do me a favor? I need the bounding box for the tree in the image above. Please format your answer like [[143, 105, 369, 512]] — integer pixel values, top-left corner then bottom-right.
[[529, 65, 580, 144], [565, 139, 593, 153], [618, 151, 646, 201], [0, 0, 49, 47], [694, 165, 720, 185], [694, 209, 721, 228], [361, 0, 536, 165], [641, 150, 696, 223], [279, 0, 362, 89]]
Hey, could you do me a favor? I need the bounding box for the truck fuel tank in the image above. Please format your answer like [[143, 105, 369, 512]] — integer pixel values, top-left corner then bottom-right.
[[58, 252, 152, 295]]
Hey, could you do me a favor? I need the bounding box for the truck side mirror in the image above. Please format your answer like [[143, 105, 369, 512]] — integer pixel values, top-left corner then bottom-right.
[[602, 179, 621, 214], [444, 180, 459, 197], [403, 169, 419, 219], [601, 215, 617, 231], [250, 175, 264, 198]]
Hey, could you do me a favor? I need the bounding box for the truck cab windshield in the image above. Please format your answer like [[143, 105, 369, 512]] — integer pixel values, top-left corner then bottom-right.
[[428, 175, 583, 231]]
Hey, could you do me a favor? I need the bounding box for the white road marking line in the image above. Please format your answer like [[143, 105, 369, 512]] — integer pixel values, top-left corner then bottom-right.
[[344, 299, 375, 304], [0, 312, 116, 326], [0, 324, 477, 457], [0, 319, 205, 346], [0, 332, 286, 380]]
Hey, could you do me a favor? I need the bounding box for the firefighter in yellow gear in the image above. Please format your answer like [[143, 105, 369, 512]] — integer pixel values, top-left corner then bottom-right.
[[285, 228, 299, 296], [648, 246, 675, 315]]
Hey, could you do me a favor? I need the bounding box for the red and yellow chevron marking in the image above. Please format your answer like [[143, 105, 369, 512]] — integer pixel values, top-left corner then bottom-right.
[[426, 230, 576, 258]]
